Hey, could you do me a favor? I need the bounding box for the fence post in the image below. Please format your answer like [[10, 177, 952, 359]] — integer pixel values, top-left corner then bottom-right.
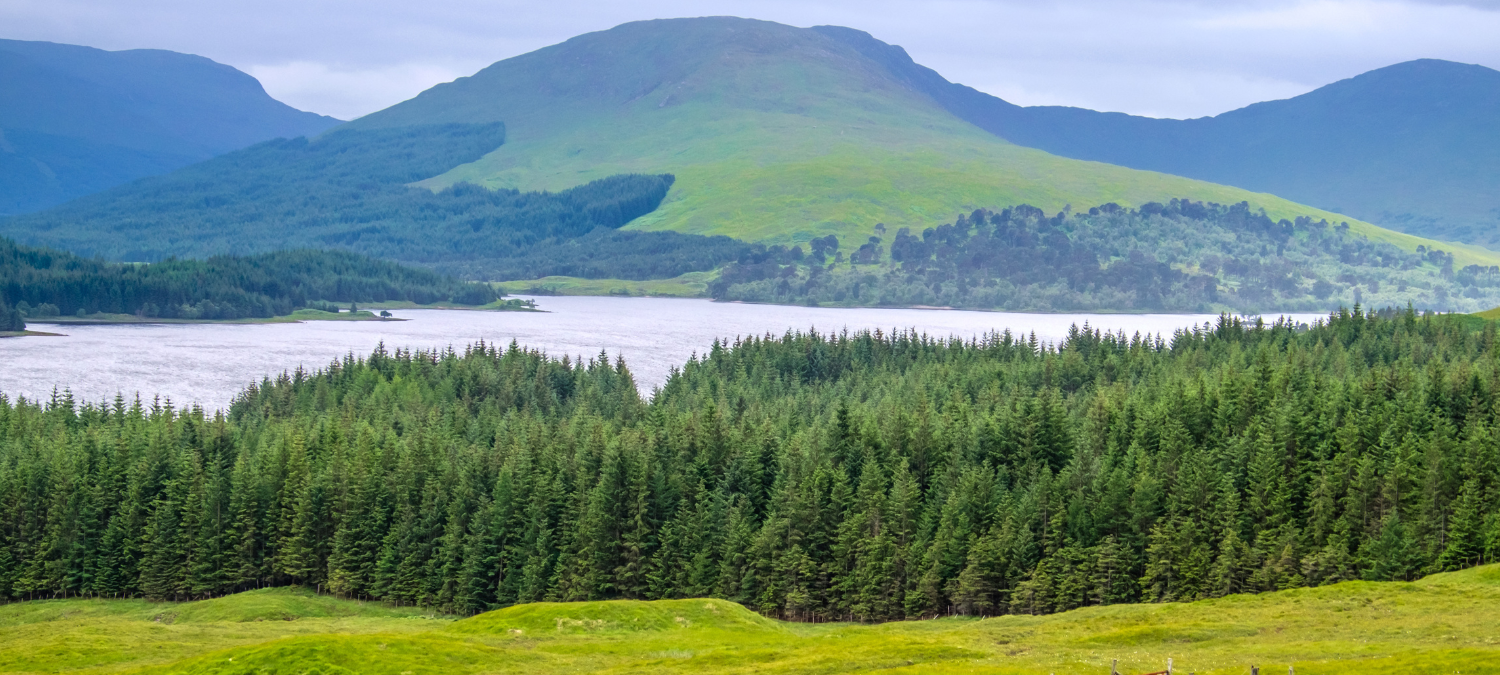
[[1167, 657, 1173, 674], [1111, 659, 1119, 675]]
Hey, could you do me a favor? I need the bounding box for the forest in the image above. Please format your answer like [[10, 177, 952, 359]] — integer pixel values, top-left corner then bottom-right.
[[0, 237, 498, 323], [1, 309, 1497, 621], [436, 227, 752, 282], [711, 200, 1500, 313], [0, 122, 745, 281]]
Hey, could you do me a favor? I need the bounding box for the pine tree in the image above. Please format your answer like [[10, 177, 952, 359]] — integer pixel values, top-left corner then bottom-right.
[[1438, 479, 1486, 571]]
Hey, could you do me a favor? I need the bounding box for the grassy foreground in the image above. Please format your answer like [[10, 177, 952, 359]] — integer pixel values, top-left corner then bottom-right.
[[2, 565, 1496, 675]]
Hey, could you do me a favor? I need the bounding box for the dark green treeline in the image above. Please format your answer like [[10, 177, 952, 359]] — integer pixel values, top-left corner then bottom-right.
[[2, 310, 1499, 619], [1, 240, 499, 320]]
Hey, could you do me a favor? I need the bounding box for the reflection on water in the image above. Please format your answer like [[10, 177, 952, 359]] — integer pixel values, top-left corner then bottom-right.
[[0, 296, 1325, 411]]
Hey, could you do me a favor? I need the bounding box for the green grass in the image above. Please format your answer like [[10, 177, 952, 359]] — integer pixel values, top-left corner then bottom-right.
[[350, 18, 1500, 270], [4, 565, 1499, 674], [494, 271, 715, 298]]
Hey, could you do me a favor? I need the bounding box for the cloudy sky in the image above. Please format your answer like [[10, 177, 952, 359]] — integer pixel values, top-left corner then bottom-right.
[[3, 0, 1498, 120]]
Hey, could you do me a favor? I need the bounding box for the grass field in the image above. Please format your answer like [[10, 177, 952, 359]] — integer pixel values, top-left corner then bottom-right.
[[3, 564, 1497, 675]]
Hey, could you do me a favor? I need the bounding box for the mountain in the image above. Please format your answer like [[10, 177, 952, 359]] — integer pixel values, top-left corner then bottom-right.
[[0, 122, 750, 281], [10, 17, 1499, 287], [815, 30, 1500, 248], [343, 17, 1476, 265], [0, 38, 340, 214]]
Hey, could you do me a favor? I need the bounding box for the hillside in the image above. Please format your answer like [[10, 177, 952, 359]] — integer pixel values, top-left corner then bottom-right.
[[0, 123, 750, 280], [1, 567, 1497, 674], [712, 200, 1500, 312], [344, 17, 1476, 266], [817, 31, 1500, 248], [0, 38, 339, 214]]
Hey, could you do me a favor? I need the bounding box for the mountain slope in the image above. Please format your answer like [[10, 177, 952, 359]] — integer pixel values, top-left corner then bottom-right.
[[816, 30, 1500, 248], [0, 39, 340, 214], [345, 17, 1482, 265]]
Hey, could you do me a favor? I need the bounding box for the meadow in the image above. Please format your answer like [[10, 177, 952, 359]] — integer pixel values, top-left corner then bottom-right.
[[3, 564, 1497, 675]]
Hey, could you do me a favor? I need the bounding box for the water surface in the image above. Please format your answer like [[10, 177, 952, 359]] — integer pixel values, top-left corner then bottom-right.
[[1, 296, 1323, 411]]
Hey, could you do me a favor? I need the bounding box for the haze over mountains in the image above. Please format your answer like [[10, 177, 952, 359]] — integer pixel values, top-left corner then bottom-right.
[[0, 39, 339, 215], [822, 27, 1500, 247]]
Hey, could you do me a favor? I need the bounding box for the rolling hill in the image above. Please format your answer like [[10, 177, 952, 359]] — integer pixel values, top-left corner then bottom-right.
[[816, 28, 1500, 248], [1, 567, 1498, 674], [0, 38, 339, 214], [345, 17, 1484, 265]]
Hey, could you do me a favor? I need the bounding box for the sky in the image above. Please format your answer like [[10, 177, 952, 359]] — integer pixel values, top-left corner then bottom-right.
[[2, 0, 1498, 121]]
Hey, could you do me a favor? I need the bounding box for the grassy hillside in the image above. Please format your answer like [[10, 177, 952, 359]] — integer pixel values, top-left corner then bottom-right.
[[2, 566, 1497, 674], [347, 17, 1500, 269]]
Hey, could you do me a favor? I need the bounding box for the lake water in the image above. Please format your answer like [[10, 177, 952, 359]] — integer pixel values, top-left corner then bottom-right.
[[0, 296, 1326, 411]]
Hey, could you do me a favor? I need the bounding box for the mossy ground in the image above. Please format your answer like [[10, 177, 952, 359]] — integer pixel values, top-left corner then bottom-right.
[[3, 565, 1497, 675]]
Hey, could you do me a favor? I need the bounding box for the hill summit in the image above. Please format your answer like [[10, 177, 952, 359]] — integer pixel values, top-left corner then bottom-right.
[[347, 17, 1395, 250]]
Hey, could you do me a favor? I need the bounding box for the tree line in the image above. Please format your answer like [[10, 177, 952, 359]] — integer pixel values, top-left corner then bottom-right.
[[3, 310, 1498, 617], [711, 201, 1500, 313], [1, 238, 498, 324], [0, 122, 740, 282]]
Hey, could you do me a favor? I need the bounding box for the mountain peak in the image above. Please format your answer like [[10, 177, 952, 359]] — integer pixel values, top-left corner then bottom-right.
[[1231, 57, 1500, 117]]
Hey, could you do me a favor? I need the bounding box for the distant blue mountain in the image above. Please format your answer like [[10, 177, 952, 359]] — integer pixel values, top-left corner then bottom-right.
[[816, 26, 1500, 248], [0, 39, 339, 214]]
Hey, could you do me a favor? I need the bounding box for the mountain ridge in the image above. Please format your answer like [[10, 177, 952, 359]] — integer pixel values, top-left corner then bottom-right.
[[810, 27, 1500, 247], [342, 17, 1468, 264], [0, 38, 340, 214]]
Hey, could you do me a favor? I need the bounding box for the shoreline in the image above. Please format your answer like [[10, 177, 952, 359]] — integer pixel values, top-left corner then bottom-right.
[[25, 309, 404, 327], [4, 301, 544, 337]]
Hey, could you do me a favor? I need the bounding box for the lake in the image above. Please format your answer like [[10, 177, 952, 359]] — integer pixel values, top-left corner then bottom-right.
[[0, 296, 1326, 411]]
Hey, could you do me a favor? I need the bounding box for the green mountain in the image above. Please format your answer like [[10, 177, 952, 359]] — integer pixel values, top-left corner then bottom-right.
[[0, 122, 748, 280], [345, 17, 1494, 267], [816, 30, 1500, 248], [0, 38, 339, 214]]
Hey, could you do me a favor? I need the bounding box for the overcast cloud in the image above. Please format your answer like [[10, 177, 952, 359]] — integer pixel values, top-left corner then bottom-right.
[[2, 0, 1498, 120]]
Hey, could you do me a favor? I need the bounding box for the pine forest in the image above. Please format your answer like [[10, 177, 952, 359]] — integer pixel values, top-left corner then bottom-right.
[[2, 309, 1498, 621]]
